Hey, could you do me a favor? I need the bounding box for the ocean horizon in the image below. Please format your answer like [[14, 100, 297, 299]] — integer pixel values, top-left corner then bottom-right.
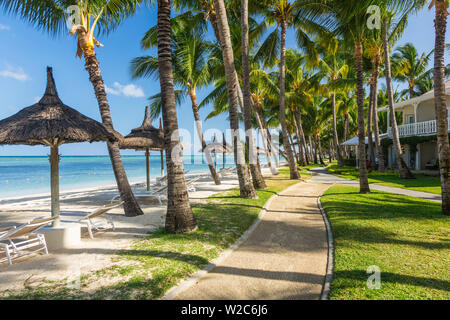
[[0, 154, 250, 198]]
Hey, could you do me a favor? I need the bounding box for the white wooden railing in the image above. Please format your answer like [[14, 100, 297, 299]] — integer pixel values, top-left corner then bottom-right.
[[388, 118, 450, 137]]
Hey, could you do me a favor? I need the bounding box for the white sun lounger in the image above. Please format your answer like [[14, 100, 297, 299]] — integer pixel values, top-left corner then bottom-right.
[[218, 167, 235, 178], [155, 170, 190, 187], [134, 176, 199, 204], [186, 176, 200, 193], [0, 217, 56, 265], [79, 201, 124, 239]]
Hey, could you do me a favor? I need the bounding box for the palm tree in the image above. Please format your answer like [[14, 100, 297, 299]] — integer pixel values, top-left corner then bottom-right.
[[378, 0, 427, 179], [213, 0, 257, 198], [254, 0, 325, 179], [241, 0, 267, 189], [365, 32, 386, 172], [431, 0, 450, 215], [0, 0, 145, 216], [175, 0, 269, 184], [319, 47, 349, 167], [392, 43, 434, 98], [130, 20, 221, 185], [157, 0, 198, 232], [325, 0, 371, 193]]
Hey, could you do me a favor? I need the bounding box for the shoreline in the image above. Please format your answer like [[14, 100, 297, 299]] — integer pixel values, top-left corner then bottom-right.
[[0, 169, 212, 203]]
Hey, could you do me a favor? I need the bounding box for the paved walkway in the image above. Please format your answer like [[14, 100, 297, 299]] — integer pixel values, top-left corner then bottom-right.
[[172, 181, 330, 300], [309, 167, 442, 203]]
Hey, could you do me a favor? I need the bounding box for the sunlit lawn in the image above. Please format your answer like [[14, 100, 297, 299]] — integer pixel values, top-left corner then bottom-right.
[[1, 167, 302, 299], [327, 164, 442, 195], [321, 185, 450, 300]]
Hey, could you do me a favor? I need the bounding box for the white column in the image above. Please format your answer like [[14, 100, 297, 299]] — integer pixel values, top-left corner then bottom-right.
[[416, 144, 421, 171], [387, 109, 390, 132]]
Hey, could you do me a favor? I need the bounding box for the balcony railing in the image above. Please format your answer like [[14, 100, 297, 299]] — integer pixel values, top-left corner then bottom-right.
[[388, 118, 450, 137]]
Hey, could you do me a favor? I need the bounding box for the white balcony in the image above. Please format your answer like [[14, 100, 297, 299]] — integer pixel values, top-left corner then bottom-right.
[[387, 118, 450, 138]]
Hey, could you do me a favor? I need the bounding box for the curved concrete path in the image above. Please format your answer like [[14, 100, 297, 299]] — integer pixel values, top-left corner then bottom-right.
[[309, 167, 442, 203], [172, 181, 331, 300]]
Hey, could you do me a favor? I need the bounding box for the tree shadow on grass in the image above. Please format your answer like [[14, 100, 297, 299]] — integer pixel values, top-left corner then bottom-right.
[[332, 223, 450, 250], [333, 270, 450, 292]]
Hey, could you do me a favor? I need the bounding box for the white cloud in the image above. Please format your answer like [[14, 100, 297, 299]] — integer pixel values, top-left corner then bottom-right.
[[0, 24, 10, 31], [0, 66, 30, 81], [105, 82, 145, 98], [33, 96, 40, 103]]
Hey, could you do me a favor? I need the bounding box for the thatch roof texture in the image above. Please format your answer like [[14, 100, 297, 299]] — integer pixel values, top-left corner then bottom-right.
[[119, 106, 165, 151], [0, 67, 115, 146]]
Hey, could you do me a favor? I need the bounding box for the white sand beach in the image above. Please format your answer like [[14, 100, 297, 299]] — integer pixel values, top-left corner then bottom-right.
[[0, 168, 265, 292]]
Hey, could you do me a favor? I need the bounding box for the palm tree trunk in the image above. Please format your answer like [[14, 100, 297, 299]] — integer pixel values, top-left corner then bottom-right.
[[213, 0, 257, 199], [332, 92, 343, 166], [266, 127, 280, 167], [157, 0, 197, 233], [367, 80, 376, 169], [290, 106, 306, 166], [81, 45, 143, 217], [310, 135, 318, 164], [434, 0, 450, 215], [295, 108, 309, 164], [251, 100, 279, 174], [383, 18, 414, 179], [344, 112, 349, 158], [188, 87, 221, 185], [287, 129, 299, 164], [354, 40, 370, 193], [316, 134, 325, 165], [279, 20, 300, 179], [241, 0, 267, 189], [372, 56, 385, 172]]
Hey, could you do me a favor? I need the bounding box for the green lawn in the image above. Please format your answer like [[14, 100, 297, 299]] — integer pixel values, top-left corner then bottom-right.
[[1, 168, 302, 299], [321, 185, 450, 300], [327, 164, 442, 195]]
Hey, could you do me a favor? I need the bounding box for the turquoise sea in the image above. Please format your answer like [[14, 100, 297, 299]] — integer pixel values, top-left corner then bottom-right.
[[0, 155, 240, 198]]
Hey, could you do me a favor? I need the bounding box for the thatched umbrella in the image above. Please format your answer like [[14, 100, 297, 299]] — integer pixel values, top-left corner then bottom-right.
[[0, 67, 115, 226], [199, 133, 232, 171], [222, 132, 232, 169], [119, 106, 165, 191]]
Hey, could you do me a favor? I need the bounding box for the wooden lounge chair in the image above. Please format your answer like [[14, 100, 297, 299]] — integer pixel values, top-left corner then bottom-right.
[[0, 217, 56, 265], [79, 201, 124, 239]]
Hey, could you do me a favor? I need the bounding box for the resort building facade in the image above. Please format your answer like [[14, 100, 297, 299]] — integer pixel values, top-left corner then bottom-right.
[[378, 81, 450, 171]]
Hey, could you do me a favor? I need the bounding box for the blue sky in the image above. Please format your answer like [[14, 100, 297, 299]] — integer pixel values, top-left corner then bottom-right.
[[0, 4, 448, 156]]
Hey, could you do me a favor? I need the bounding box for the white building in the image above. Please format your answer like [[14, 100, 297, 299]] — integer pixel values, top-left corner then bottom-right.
[[378, 81, 450, 170]]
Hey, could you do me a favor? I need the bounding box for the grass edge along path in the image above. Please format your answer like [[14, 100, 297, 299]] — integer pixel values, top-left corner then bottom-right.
[[326, 164, 442, 195], [320, 185, 450, 300], [1, 168, 304, 299]]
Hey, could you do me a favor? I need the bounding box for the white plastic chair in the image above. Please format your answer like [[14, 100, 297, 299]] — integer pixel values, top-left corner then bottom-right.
[[0, 217, 56, 265], [78, 201, 124, 239]]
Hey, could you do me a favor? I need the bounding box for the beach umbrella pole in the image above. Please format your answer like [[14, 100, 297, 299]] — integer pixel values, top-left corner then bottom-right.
[[49, 143, 60, 227], [146, 148, 150, 191]]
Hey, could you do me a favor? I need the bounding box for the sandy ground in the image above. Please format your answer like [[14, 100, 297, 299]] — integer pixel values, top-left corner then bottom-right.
[[0, 169, 256, 292]]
